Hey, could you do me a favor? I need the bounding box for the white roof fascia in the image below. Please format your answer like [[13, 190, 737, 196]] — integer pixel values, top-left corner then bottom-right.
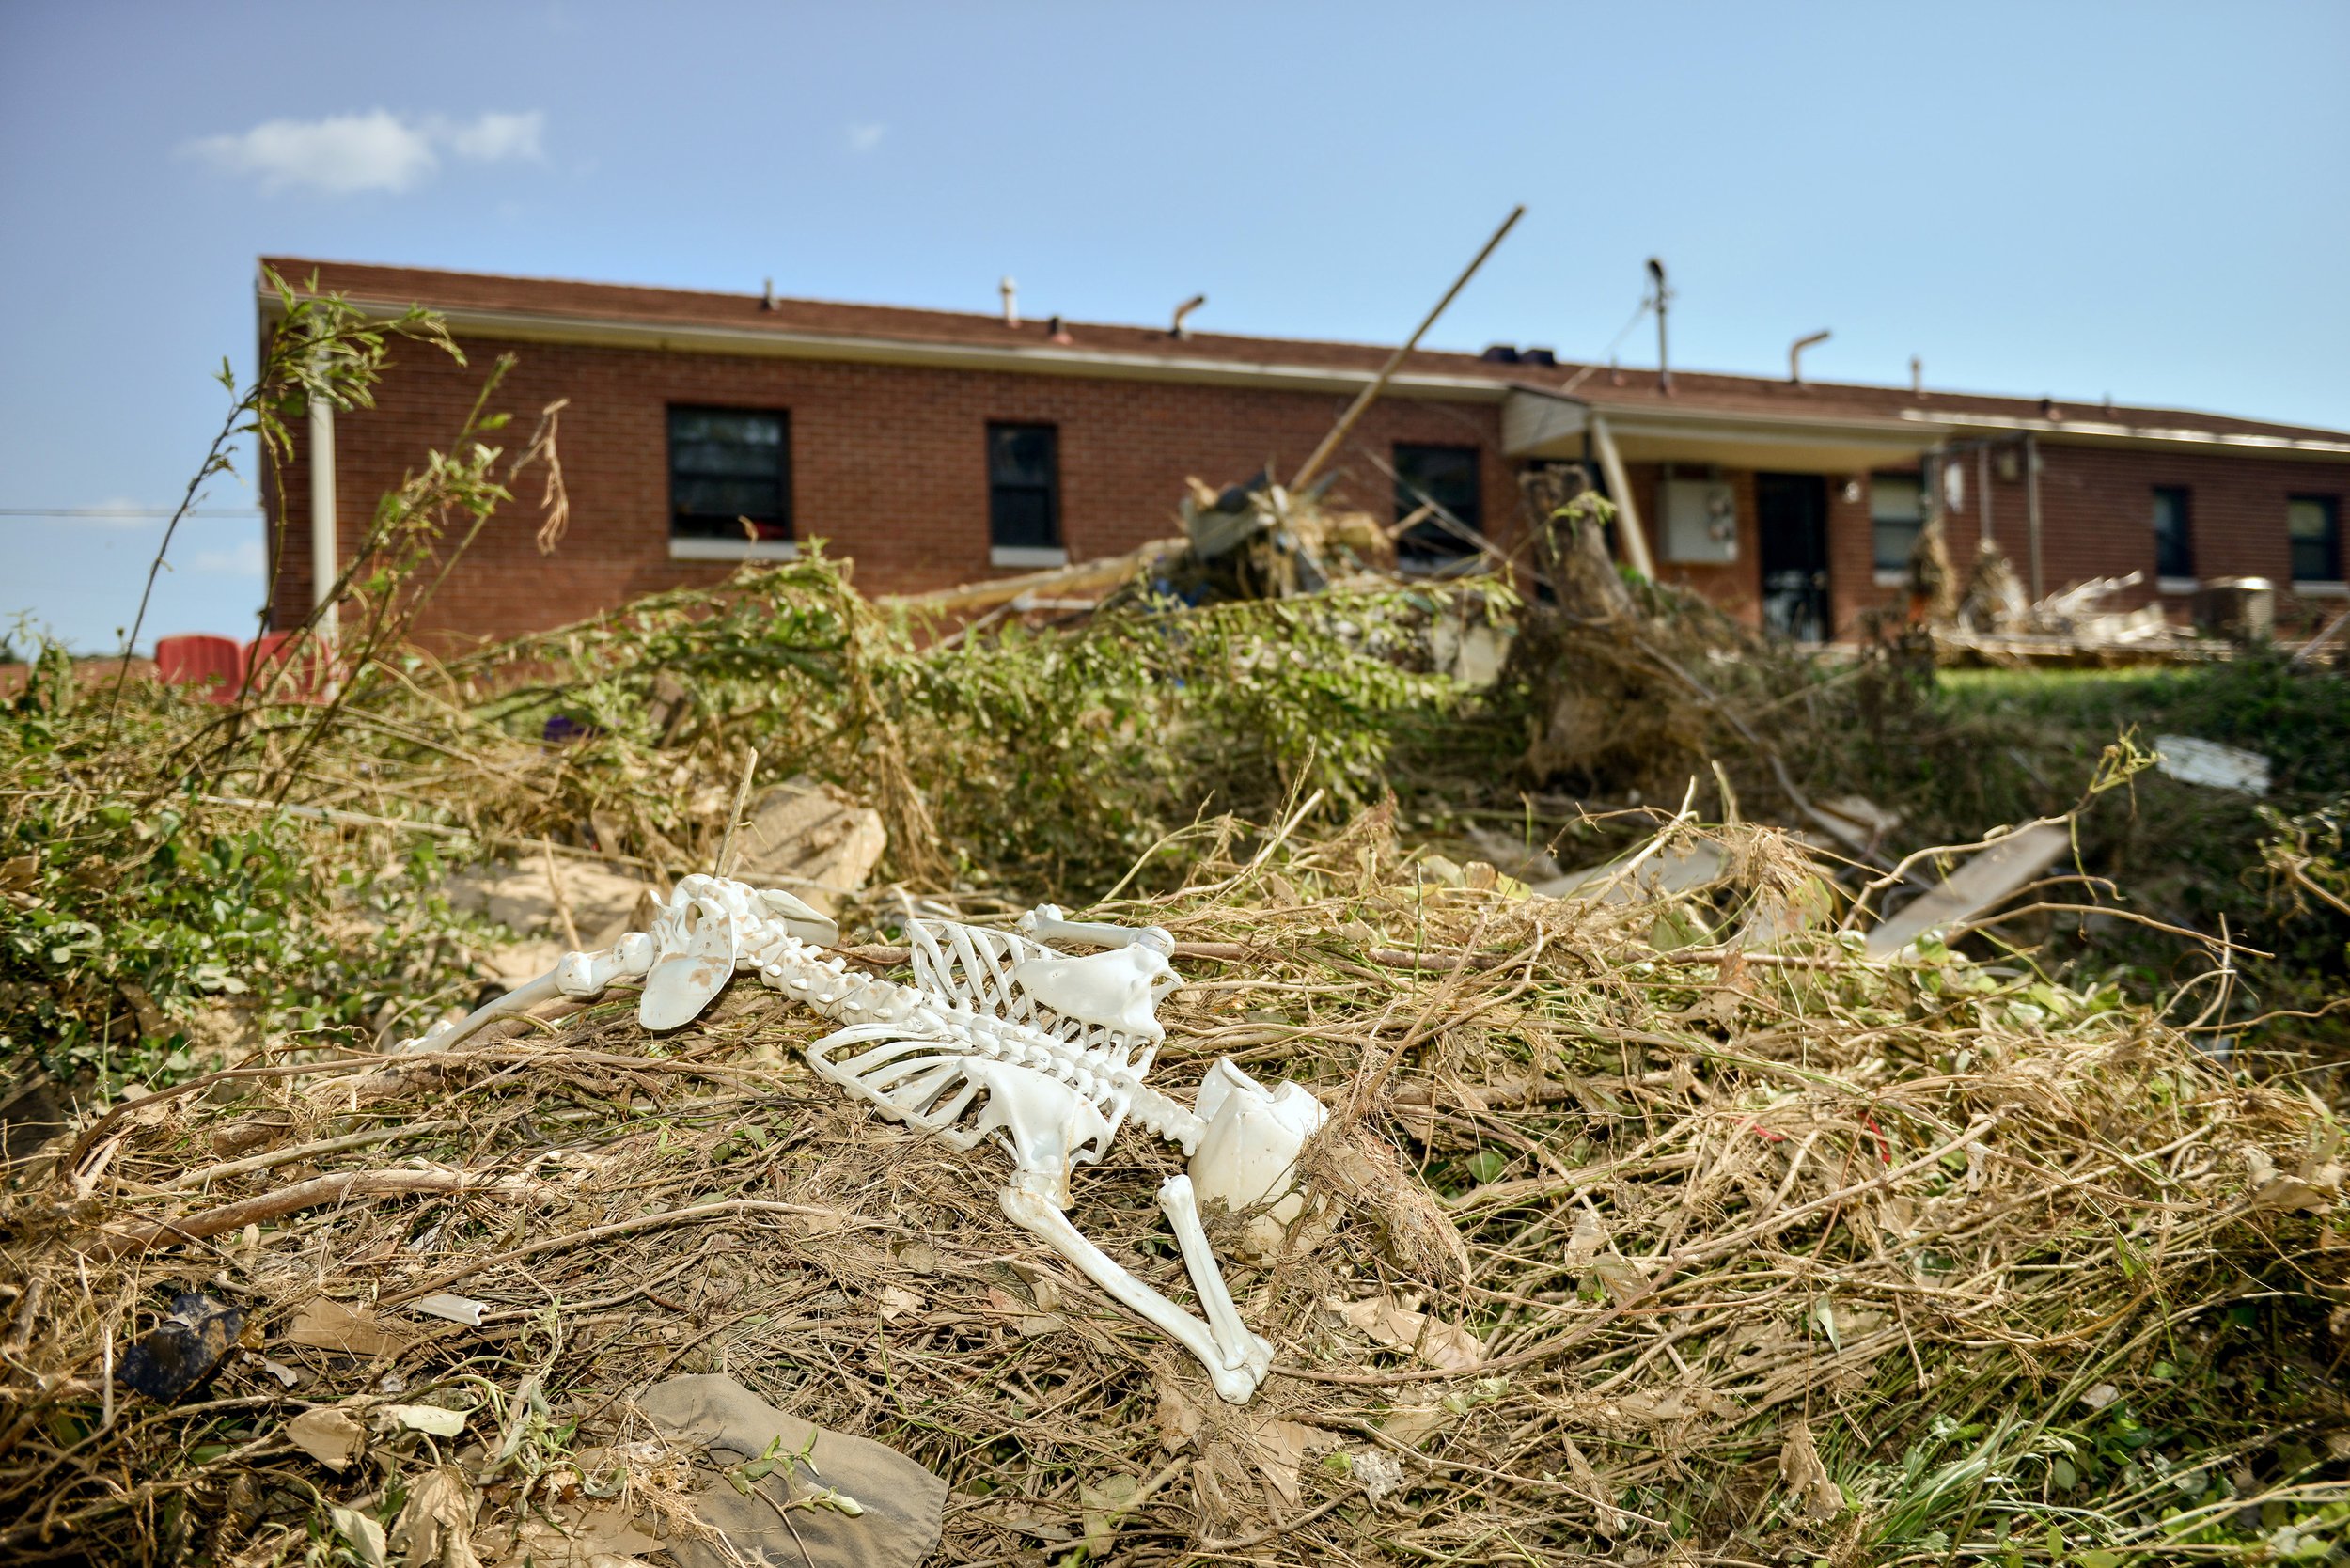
[[1903, 407, 2350, 459], [258, 289, 1511, 403], [1592, 403, 1956, 450]]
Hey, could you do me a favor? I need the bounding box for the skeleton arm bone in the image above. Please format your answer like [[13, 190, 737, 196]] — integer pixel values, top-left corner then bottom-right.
[[400, 933, 657, 1053], [1019, 903, 1173, 956]]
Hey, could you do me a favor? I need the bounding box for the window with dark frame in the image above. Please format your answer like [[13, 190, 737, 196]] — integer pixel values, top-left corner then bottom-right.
[[669, 407, 790, 541], [1870, 473, 1927, 573], [2289, 495, 2342, 584], [988, 423, 1060, 550], [1392, 443, 1482, 567], [2152, 485, 2193, 580]]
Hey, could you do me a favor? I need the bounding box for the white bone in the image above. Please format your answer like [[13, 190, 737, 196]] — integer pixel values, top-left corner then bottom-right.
[[402, 875, 1324, 1403], [1159, 1174, 1273, 1380], [556, 933, 655, 998], [997, 1184, 1259, 1406], [1010, 946, 1172, 1040]]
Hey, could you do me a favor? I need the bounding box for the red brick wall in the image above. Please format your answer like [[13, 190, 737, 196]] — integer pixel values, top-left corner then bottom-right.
[[1944, 440, 2349, 624], [265, 328, 2350, 648], [268, 335, 1516, 646]]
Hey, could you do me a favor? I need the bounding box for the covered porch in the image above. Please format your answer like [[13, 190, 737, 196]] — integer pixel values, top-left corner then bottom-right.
[[1502, 388, 1956, 638]]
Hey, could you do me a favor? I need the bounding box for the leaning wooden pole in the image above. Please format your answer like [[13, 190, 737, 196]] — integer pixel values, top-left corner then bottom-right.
[[1288, 204, 1526, 494]]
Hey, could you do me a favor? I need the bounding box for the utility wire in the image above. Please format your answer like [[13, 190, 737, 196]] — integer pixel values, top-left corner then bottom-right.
[[1553, 292, 1656, 400], [0, 508, 261, 519]]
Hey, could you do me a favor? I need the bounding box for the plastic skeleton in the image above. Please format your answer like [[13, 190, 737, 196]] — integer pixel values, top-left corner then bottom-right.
[[404, 874, 1324, 1403]]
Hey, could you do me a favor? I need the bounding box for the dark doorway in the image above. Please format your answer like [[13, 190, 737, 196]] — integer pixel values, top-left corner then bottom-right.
[[1756, 472, 1831, 642]]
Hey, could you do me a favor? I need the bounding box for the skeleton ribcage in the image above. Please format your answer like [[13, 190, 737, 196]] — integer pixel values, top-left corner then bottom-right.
[[792, 917, 1161, 1162]]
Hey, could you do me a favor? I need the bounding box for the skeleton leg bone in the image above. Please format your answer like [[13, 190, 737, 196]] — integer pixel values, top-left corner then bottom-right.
[[996, 1182, 1263, 1405], [1157, 1174, 1273, 1382]]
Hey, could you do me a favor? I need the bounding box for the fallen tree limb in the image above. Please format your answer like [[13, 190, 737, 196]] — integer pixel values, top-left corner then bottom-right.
[[883, 537, 1183, 618]]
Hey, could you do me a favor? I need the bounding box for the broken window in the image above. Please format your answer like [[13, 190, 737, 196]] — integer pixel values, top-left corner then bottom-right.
[[669, 407, 790, 541], [2289, 495, 2341, 584], [1870, 474, 1926, 573], [1392, 444, 1481, 567], [2153, 485, 2194, 580], [988, 423, 1060, 551]]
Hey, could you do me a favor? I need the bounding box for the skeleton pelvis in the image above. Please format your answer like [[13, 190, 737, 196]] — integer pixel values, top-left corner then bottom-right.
[[639, 893, 739, 1031]]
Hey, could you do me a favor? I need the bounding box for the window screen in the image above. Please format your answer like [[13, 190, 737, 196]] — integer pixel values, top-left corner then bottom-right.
[[1392, 444, 1482, 567], [2289, 496, 2341, 584], [988, 424, 1060, 550], [1870, 474, 1926, 573], [669, 407, 790, 541], [2152, 486, 2193, 580]]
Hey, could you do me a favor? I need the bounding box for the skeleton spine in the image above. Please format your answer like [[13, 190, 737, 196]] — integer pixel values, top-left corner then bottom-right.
[[742, 919, 1207, 1151]]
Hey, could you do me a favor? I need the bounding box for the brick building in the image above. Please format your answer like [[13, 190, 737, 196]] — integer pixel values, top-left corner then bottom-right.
[[260, 259, 2350, 647]]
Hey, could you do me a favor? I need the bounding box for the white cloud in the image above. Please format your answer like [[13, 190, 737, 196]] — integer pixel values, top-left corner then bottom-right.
[[846, 122, 887, 153], [445, 110, 543, 163], [182, 109, 545, 196], [194, 540, 267, 576]]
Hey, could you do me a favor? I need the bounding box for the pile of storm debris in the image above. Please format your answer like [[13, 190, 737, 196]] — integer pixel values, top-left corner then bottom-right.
[[7, 232, 2347, 1566], [7, 798, 2343, 1568]]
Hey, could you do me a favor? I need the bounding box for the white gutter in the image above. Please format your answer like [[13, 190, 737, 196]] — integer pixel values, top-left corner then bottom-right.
[[258, 290, 1512, 404], [307, 370, 337, 641], [1900, 407, 2350, 459]]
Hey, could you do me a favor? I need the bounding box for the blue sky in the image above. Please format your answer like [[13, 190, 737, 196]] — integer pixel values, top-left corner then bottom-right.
[[3, 0, 2345, 651]]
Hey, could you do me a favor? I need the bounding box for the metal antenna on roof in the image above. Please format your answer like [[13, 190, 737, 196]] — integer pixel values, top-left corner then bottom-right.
[[1646, 258, 1671, 393]]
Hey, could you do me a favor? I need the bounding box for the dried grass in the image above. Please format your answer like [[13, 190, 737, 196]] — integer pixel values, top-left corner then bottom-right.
[[5, 813, 2341, 1566]]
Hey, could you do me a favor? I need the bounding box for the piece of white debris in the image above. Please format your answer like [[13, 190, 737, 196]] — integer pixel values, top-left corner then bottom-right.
[[1353, 1449, 1405, 1507], [410, 1293, 487, 1327], [2154, 736, 2270, 794]]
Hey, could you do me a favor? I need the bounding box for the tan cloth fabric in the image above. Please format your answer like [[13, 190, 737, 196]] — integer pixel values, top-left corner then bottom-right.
[[636, 1372, 945, 1568]]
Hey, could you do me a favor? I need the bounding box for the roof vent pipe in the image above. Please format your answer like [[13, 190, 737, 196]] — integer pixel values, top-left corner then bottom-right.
[[1788, 329, 1831, 384], [999, 276, 1019, 329], [761, 277, 776, 311], [1910, 354, 1922, 396], [1170, 293, 1206, 338]]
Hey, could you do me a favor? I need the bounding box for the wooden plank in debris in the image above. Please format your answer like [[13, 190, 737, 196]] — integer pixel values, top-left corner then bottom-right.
[[1863, 823, 2070, 959]]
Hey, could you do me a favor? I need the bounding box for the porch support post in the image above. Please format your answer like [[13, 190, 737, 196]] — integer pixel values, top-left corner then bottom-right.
[[2024, 432, 2044, 601], [307, 366, 338, 643], [1587, 413, 1655, 578]]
